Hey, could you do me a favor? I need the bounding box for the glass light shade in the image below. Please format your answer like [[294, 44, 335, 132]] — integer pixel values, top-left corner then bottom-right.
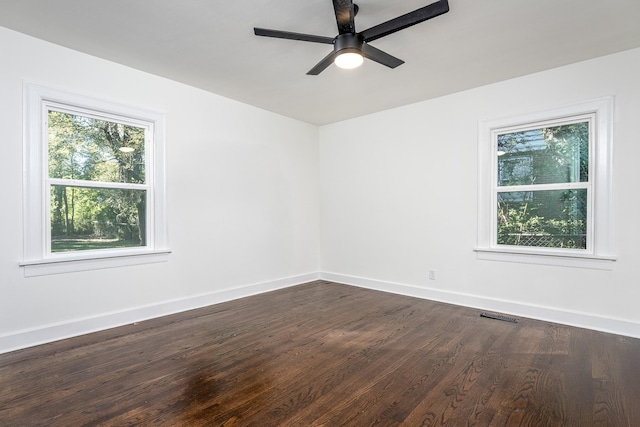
[[334, 52, 364, 69]]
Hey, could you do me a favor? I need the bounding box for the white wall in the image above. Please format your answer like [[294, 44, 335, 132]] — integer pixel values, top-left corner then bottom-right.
[[0, 27, 321, 353], [319, 47, 640, 338]]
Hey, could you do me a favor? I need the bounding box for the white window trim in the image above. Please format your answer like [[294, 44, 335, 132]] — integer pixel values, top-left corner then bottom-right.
[[476, 97, 615, 270], [21, 83, 170, 277]]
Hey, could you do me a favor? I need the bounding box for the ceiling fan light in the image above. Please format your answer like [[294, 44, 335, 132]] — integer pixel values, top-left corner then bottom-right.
[[334, 52, 363, 70]]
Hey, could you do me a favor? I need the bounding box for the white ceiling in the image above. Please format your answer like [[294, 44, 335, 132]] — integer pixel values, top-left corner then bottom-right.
[[1, 0, 640, 125]]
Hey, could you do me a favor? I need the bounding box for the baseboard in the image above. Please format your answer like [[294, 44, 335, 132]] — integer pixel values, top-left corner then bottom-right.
[[320, 272, 640, 339], [0, 272, 320, 354], [4, 270, 637, 355]]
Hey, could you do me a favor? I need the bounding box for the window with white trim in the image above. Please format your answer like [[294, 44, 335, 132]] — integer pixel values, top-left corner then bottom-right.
[[476, 98, 615, 269], [22, 84, 169, 276]]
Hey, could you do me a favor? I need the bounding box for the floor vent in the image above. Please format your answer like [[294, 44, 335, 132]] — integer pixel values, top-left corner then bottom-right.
[[480, 312, 519, 323]]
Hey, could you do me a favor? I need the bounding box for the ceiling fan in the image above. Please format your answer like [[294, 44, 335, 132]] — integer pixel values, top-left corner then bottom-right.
[[254, 0, 449, 75]]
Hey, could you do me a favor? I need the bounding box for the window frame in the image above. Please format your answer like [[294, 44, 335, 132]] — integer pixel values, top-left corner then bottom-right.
[[22, 83, 170, 277], [476, 97, 615, 269]]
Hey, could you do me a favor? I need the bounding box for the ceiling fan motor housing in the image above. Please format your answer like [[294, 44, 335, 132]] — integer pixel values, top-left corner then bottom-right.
[[334, 33, 364, 55]]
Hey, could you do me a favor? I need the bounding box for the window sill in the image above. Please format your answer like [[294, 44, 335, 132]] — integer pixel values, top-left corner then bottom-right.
[[20, 249, 171, 277], [474, 247, 616, 270]]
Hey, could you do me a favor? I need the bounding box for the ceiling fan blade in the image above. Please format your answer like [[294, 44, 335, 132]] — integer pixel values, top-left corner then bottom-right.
[[332, 0, 356, 34], [360, 0, 449, 43], [254, 28, 334, 44], [361, 43, 404, 69], [307, 51, 338, 75]]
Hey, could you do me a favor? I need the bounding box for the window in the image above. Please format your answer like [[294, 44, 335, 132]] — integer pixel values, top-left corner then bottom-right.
[[476, 98, 615, 269], [22, 84, 169, 276]]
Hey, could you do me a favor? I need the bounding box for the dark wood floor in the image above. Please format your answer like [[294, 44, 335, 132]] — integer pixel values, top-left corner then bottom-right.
[[1, 281, 639, 426]]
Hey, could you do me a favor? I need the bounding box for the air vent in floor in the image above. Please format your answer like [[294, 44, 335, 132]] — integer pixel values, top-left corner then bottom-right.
[[480, 311, 519, 323]]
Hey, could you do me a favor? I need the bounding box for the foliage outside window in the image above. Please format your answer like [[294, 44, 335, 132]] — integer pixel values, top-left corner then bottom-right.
[[496, 120, 589, 250], [477, 98, 614, 268], [48, 109, 149, 252], [22, 84, 169, 276]]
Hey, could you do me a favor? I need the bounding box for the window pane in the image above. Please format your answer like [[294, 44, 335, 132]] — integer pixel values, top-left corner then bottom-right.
[[497, 189, 587, 249], [497, 121, 588, 186], [50, 186, 146, 252], [48, 110, 146, 184]]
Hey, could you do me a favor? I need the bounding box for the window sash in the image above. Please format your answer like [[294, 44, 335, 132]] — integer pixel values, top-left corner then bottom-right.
[[496, 182, 589, 192], [45, 104, 152, 185], [43, 102, 155, 256], [47, 178, 148, 191], [490, 117, 595, 253], [496, 188, 591, 250]]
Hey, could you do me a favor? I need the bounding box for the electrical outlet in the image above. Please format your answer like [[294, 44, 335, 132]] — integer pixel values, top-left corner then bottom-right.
[[428, 269, 436, 280]]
